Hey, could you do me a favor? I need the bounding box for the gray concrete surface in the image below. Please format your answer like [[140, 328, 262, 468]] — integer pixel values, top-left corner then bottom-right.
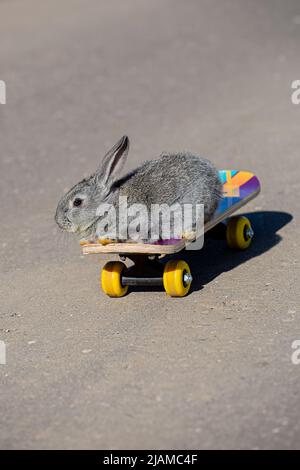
[[0, 0, 299, 449]]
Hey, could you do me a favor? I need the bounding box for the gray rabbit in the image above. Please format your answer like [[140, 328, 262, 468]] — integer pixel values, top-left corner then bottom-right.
[[55, 136, 222, 243]]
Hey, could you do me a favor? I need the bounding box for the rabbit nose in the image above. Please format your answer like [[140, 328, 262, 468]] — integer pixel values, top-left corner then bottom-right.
[[55, 207, 66, 225]]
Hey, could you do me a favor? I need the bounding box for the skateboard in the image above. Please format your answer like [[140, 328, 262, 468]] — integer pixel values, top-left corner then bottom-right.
[[81, 170, 260, 297]]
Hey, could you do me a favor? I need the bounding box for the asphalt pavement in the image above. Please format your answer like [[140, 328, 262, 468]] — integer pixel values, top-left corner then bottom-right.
[[0, 0, 299, 449]]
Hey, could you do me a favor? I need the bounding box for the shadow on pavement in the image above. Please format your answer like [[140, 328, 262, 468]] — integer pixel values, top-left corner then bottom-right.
[[126, 211, 292, 295], [182, 210, 293, 293]]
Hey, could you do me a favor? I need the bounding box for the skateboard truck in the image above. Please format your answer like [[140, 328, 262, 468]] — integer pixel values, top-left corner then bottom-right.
[[119, 255, 164, 287], [119, 255, 194, 288]]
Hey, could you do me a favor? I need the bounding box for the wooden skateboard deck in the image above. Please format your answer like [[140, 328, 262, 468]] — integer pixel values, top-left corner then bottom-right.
[[82, 170, 260, 255]]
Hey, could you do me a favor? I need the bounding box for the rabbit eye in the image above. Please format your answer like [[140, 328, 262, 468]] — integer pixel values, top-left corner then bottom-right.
[[73, 198, 83, 207]]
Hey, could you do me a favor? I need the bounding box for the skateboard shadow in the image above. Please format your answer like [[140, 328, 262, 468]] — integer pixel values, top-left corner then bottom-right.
[[129, 211, 292, 295], [179, 210, 293, 293]]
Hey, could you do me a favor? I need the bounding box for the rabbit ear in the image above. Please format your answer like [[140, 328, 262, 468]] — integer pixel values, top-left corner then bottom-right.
[[96, 136, 129, 187]]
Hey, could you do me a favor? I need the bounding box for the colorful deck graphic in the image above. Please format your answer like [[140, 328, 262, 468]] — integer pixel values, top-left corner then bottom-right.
[[216, 170, 260, 216]]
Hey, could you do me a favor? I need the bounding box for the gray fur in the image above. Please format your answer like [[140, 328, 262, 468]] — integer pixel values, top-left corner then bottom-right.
[[55, 136, 222, 242]]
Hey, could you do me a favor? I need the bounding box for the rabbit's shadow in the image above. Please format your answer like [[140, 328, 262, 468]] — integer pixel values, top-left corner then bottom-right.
[[179, 210, 293, 293]]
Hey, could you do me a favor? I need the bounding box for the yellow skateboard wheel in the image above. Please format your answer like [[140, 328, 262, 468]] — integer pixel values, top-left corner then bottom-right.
[[226, 216, 253, 250], [163, 260, 192, 297], [101, 261, 128, 297]]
